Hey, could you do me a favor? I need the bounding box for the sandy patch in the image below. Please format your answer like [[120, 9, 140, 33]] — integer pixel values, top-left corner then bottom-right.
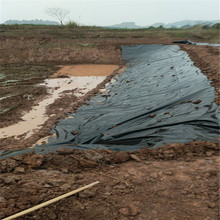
[[53, 64, 120, 77]]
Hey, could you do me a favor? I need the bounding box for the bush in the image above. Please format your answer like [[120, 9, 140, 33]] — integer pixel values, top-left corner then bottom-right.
[[66, 20, 79, 28], [212, 23, 220, 29]]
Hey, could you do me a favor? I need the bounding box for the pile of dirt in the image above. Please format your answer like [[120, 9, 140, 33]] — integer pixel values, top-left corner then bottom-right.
[[0, 141, 219, 219]]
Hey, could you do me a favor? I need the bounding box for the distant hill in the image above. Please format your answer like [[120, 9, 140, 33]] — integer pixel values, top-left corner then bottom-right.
[[105, 22, 141, 29], [164, 20, 219, 28], [150, 22, 165, 28], [4, 19, 59, 25], [105, 20, 219, 29]]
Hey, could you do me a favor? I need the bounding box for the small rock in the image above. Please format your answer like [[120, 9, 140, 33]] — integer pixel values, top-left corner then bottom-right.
[[61, 168, 69, 173], [207, 202, 216, 209], [149, 173, 158, 179], [49, 180, 65, 187], [57, 148, 74, 155], [193, 100, 201, 104], [119, 205, 139, 216], [163, 149, 175, 159], [23, 155, 44, 168], [84, 150, 104, 162], [47, 211, 57, 220], [138, 214, 149, 220], [75, 174, 84, 180], [0, 159, 18, 173], [130, 154, 141, 162], [0, 196, 6, 202], [164, 112, 170, 115], [104, 149, 112, 153], [4, 175, 21, 184], [14, 167, 25, 174], [30, 196, 42, 205], [129, 204, 139, 216], [150, 113, 156, 118], [164, 171, 173, 176], [79, 158, 97, 168], [206, 151, 214, 157], [74, 200, 85, 210], [114, 152, 130, 163], [114, 184, 126, 190], [44, 184, 53, 188], [79, 188, 97, 198], [119, 207, 130, 216], [12, 155, 23, 161], [205, 142, 219, 150], [71, 130, 79, 135], [60, 183, 71, 191]]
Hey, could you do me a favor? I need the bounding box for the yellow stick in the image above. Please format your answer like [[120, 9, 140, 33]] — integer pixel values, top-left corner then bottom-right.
[[3, 181, 100, 220]]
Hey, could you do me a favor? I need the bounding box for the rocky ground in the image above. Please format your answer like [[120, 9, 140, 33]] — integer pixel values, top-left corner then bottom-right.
[[0, 42, 219, 219]]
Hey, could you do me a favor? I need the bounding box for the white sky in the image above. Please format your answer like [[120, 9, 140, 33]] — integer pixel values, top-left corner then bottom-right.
[[0, 0, 219, 26]]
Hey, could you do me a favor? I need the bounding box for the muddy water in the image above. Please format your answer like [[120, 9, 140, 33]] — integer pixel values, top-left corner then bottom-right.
[[53, 64, 120, 77], [0, 64, 119, 139]]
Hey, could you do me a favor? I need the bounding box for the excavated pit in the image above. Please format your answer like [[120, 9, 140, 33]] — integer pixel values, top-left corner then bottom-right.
[[1, 45, 219, 159]]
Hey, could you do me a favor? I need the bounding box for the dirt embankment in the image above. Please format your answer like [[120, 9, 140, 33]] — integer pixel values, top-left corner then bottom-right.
[[0, 141, 219, 220], [0, 39, 124, 65]]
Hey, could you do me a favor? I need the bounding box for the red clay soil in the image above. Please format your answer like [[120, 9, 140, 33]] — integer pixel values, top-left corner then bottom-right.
[[0, 44, 219, 220], [0, 141, 219, 220]]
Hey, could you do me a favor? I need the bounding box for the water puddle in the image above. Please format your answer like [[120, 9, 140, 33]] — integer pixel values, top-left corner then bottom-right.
[[0, 64, 119, 139], [53, 64, 120, 77]]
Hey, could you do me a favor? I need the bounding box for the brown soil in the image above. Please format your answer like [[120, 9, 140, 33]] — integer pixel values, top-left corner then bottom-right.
[[0, 141, 219, 220], [180, 45, 220, 104], [53, 64, 120, 77]]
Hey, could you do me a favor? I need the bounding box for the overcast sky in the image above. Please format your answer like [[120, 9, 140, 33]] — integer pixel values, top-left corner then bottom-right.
[[0, 0, 219, 26]]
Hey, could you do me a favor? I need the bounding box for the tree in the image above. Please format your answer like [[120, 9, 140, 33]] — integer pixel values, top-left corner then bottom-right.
[[46, 7, 70, 26]]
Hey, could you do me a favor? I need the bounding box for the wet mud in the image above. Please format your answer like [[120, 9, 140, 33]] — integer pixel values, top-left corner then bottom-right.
[[0, 65, 125, 151]]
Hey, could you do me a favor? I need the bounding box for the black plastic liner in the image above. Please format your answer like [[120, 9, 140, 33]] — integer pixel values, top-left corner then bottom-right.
[[0, 45, 219, 159], [173, 40, 220, 47], [42, 45, 219, 150]]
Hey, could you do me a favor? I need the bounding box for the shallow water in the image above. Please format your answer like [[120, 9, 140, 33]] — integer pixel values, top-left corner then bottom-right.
[[0, 76, 105, 139]]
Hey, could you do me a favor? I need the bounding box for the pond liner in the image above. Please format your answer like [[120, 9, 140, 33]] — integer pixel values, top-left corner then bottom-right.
[[173, 40, 220, 47], [0, 44, 219, 159]]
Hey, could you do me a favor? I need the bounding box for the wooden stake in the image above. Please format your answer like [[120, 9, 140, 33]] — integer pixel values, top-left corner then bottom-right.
[[3, 181, 100, 220]]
